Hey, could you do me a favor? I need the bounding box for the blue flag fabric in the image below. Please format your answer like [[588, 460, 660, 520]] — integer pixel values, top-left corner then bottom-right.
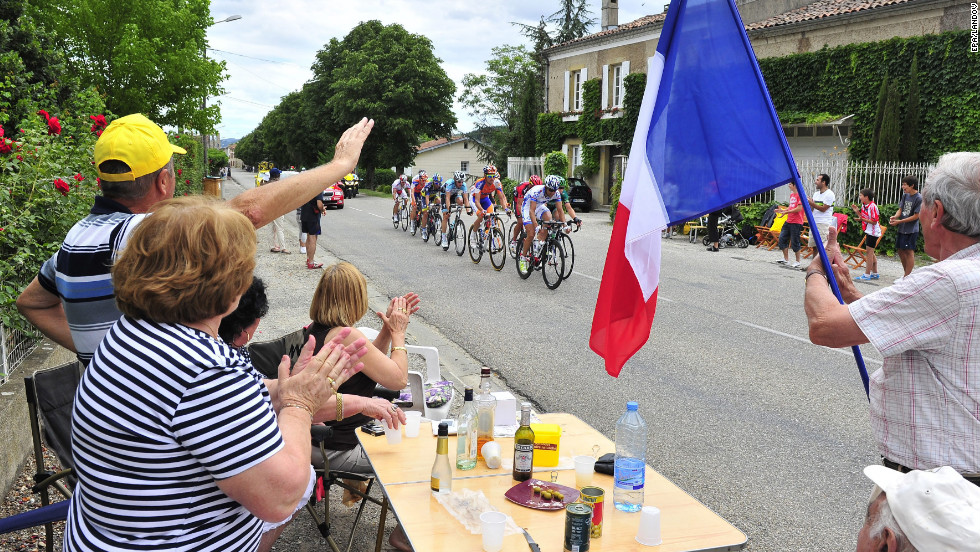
[[648, 0, 796, 225]]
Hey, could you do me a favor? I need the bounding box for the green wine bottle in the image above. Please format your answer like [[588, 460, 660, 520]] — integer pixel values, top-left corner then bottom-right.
[[512, 402, 534, 482]]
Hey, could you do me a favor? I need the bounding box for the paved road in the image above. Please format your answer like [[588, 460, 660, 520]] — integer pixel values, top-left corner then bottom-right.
[[231, 170, 899, 550]]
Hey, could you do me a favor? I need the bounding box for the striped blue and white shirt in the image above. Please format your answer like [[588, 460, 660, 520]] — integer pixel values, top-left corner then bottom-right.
[[64, 316, 284, 552], [37, 196, 146, 365]]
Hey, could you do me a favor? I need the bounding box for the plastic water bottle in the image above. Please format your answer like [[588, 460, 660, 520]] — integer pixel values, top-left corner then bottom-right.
[[614, 401, 647, 512]]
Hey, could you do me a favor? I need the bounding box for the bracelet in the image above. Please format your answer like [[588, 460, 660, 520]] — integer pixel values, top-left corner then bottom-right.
[[805, 270, 828, 283], [391, 346, 407, 354], [281, 402, 314, 423], [336, 392, 344, 422]]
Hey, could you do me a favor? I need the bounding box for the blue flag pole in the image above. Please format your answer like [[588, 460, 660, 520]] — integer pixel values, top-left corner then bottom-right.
[[793, 178, 871, 398]]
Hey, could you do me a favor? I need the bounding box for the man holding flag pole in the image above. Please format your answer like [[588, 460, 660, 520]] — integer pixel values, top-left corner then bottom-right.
[[589, 0, 867, 392]]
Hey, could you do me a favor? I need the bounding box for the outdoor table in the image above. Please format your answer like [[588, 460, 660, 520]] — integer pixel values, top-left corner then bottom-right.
[[357, 413, 747, 551]]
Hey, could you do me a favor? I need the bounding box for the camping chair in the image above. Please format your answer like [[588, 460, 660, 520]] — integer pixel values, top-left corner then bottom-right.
[[842, 227, 888, 269], [1, 361, 85, 551], [248, 329, 389, 552]]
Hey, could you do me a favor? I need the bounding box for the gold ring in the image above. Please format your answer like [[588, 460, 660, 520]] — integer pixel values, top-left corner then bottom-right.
[[390, 404, 398, 412], [326, 377, 335, 387]]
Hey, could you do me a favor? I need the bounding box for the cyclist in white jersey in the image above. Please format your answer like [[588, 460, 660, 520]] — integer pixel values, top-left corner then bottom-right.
[[519, 175, 562, 268], [391, 174, 409, 223]]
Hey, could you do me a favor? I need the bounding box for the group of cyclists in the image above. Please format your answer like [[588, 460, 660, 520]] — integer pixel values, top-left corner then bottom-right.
[[390, 164, 583, 273]]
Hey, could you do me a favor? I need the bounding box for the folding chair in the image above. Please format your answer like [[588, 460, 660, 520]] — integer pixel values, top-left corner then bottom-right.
[[248, 329, 390, 552], [842, 229, 887, 269], [4, 361, 85, 551]]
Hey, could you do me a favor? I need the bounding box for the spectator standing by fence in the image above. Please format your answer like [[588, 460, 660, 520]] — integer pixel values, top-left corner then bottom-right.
[[775, 183, 804, 267], [807, 173, 836, 248], [889, 176, 922, 281]]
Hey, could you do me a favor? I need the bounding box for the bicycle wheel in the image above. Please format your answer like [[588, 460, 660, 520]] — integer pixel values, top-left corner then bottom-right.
[[559, 232, 575, 280], [432, 214, 443, 247], [411, 213, 419, 236], [489, 228, 506, 271], [453, 220, 466, 256], [516, 246, 533, 279], [736, 237, 749, 248], [507, 221, 520, 259], [493, 215, 506, 237], [542, 239, 565, 290], [702, 236, 710, 246], [468, 225, 482, 264], [400, 204, 409, 231], [422, 217, 431, 242], [392, 207, 400, 229]]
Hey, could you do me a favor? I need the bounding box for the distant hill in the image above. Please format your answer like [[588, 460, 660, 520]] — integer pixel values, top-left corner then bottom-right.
[[220, 138, 239, 148]]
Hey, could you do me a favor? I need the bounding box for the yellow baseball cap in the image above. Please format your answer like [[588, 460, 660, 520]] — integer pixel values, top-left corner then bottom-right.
[[95, 114, 186, 182]]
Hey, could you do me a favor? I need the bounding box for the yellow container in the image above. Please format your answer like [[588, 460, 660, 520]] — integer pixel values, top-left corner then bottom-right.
[[530, 423, 561, 467], [682, 222, 691, 234]]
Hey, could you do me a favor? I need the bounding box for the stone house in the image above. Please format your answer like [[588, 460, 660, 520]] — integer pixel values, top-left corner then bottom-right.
[[543, 0, 973, 208]]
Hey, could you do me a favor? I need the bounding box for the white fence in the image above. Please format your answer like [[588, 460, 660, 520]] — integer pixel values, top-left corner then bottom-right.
[[790, 160, 933, 207], [0, 323, 39, 386]]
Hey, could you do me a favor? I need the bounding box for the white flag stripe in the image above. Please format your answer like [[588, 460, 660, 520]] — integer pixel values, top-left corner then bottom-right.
[[623, 54, 669, 301]]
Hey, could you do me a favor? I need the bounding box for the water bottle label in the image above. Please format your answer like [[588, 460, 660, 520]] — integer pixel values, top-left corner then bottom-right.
[[615, 458, 645, 490]]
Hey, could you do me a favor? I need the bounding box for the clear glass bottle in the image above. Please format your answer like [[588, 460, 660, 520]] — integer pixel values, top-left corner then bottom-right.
[[456, 387, 478, 470], [475, 367, 496, 461], [512, 402, 534, 481], [431, 421, 452, 494], [613, 401, 647, 512]]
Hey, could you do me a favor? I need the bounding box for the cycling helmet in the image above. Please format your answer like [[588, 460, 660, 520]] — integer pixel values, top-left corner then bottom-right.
[[529, 175, 543, 187], [544, 175, 562, 192], [453, 171, 465, 181], [483, 164, 498, 178], [417, 169, 427, 178], [399, 174, 408, 182], [432, 173, 443, 185]]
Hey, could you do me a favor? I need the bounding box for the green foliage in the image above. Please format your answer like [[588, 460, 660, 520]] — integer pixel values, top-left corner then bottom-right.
[[460, 45, 538, 164], [376, 185, 391, 195], [536, 113, 569, 154], [304, 20, 456, 185], [777, 111, 843, 125], [609, 169, 623, 222], [575, 78, 602, 177], [27, 0, 226, 133], [207, 148, 228, 175], [875, 81, 902, 161], [759, 32, 980, 161], [172, 132, 204, 196], [869, 75, 888, 159], [547, 0, 597, 44], [543, 151, 569, 178], [501, 177, 519, 202], [900, 55, 920, 162], [372, 168, 397, 189], [1, 102, 106, 331], [738, 201, 777, 228], [619, 73, 646, 155]]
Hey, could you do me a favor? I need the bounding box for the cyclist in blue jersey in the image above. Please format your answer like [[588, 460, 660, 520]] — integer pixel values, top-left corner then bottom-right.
[[439, 171, 471, 248], [420, 173, 444, 241], [409, 170, 427, 233], [519, 175, 562, 270]]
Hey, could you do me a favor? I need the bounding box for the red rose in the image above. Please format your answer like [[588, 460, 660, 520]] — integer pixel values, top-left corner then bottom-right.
[[185, 179, 190, 184], [17, 155, 23, 161], [19, 129, 25, 133], [96, 178, 102, 189], [0, 139, 11, 155], [47, 117, 62, 135], [37, 110, 50, 121], [177, 168, 182, 176], [73, 173, 85, 181], [53, 178, 70, 196], [89, 114, 108, 134]]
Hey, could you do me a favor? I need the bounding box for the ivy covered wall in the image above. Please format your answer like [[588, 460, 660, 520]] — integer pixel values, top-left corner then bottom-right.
[[759, 31, 979, 162]]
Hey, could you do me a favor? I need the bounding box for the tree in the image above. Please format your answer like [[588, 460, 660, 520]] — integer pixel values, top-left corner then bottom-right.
[[875, 81, 902, 162], [513, 72, 541, 157], [900, 55, 920, 162], [27, 0, 226, 133], [869, 75, 888, 160], [305, 21, 456, 184], [207, 148, 228, 174], [548, 0, 597, 44], [460, 45, 538, 168]]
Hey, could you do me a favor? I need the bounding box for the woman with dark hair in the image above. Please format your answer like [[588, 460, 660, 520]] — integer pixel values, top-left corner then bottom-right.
[[219, 276, 270, 348], [64, 196, 367, 552]]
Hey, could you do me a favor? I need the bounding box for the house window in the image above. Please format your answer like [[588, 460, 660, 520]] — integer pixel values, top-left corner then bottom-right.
[[570, 145, 582, 169], [460, 161, 469, 174], [611, 64, 624, 108], [463, 141, 468, 149], [572, 71, 583, 111]]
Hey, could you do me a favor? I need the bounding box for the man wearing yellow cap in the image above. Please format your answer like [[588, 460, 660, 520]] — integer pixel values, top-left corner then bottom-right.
[[16, 113, 373, 364]]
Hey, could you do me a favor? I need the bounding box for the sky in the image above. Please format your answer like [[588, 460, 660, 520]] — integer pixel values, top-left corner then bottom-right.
[[207, 0, 668, 140]]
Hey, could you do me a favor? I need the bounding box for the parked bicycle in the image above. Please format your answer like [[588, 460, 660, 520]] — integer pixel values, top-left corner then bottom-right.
[[516, 220, 568, 290], [468, 209, 510, 270]]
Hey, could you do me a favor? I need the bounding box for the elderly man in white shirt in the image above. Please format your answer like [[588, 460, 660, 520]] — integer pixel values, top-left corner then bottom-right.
[[804, 152, 980, 483]]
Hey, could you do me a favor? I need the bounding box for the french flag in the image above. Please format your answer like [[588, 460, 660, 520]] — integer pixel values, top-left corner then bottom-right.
[[590, 0, 798, 377]]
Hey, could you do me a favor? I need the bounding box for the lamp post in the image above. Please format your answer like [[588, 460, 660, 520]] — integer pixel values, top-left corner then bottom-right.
[[203, 15, 242, 177]]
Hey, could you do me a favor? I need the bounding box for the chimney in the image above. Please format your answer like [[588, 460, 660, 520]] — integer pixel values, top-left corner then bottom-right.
[[601, 0, 619, 30]]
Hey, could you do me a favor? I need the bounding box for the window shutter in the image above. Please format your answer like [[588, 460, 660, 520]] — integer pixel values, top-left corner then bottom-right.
[[581, 67, 588, 83], [563, 71, 570, 112], [601, 64, 609, 109], [622, 60, 630, 75]]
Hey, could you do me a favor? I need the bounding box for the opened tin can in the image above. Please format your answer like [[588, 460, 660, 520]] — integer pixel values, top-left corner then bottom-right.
[[563, 502, 592, 552], [579, 486, 604, 537]]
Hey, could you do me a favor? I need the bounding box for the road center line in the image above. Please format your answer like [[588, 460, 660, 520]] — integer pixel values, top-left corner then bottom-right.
[[735, 320, 882, 365], [349, 206, 385, 219]]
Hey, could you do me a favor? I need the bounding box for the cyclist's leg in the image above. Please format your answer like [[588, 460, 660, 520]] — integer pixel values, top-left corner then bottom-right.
[[520, 199, 536, 257], [441, 193, 452, 235], [537, 206, 553, 241]]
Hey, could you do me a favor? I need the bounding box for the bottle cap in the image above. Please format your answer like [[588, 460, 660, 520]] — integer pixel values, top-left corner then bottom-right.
[[464, 387, 474, 401], [521, 402, 531, 411], [438, 421, 449, 436], [627, 401, 639, 411]]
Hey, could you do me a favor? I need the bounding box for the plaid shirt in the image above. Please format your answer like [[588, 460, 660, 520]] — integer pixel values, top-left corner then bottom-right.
[[849, 242, 980, 472]]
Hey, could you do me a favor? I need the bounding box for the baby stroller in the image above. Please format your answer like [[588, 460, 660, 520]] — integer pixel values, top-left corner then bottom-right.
[[702, 206, 749, 248]]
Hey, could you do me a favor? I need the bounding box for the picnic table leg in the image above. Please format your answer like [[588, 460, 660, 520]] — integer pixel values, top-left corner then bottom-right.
[[375, 496, 389, 552]]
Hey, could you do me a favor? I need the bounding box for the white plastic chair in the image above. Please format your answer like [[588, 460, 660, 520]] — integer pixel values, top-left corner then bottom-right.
[[357, 327, 453, 421]]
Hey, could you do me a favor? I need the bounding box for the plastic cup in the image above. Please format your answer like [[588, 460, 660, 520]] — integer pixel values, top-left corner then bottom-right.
[[479, 511, 507, 552], [404, 411, 422, 438], [574, 455, 596, 488], [635, 506, 663, 546], [383, 419, 402, 445]]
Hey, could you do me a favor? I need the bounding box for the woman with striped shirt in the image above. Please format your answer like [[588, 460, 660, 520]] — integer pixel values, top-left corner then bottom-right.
[[65, 197, 366, 552]]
